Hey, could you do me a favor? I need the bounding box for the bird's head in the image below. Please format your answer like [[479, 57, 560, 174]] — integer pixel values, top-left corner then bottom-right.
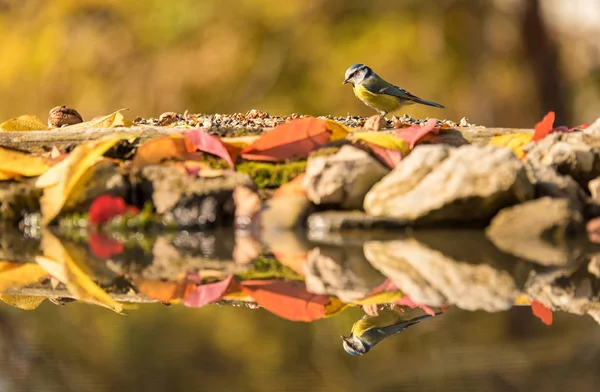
[[341, 334, 371, 356], [343, 64, 372, 85]]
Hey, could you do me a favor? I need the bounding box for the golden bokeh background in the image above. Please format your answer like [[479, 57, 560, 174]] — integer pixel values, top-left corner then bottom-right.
[[1, 0, 599, 127]]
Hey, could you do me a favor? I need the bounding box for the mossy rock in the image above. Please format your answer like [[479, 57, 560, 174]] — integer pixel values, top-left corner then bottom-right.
[[236, 160, 307, 189]]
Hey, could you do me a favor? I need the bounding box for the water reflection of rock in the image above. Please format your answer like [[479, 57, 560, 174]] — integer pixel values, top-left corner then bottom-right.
[[304, 245, 386, 303], [363, 230, 523, 312], [305, 213, 600, 324]]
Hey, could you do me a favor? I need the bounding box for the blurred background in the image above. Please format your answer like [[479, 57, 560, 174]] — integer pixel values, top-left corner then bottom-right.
[[0, 0, 599, 127]]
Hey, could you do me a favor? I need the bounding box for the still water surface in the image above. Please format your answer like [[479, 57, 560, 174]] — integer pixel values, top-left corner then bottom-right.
[[1, 226, 599, 392], [1, 300, 599, 391]]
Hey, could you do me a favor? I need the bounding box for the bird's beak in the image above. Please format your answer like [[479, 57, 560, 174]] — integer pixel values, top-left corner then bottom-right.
[[342, 79, 349, 85]]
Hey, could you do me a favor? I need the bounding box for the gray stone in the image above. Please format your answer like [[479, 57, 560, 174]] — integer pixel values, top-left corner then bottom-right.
[[524, 132, 600, 185], [588, 255, 600, 278], [524, 162, 587, 213], [136, 164, 255, 229], [588, 177, 600, 201], [303, 245, 387, 303], [0, 179, 42, 223], [364, 238, 519, 312], [486, 197, 584, 266], [303, 145, 389, 209], [364, 144, 533, 223]]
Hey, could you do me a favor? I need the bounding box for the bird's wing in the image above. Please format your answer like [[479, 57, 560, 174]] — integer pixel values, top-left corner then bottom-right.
[[372, 313, 436, 336], [378, 84, 420, 101]]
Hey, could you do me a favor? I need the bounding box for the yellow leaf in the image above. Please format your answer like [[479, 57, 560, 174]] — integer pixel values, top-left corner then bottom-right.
[[221, 135, 260, 150], [0, 147, 51, 179], [0, 262, 49, 291], [36, 231, 123, 313], [352, 291, 404, 306], [324, 297, 350, 317], [488, 133, 533, 159], [351, 132, 410, 155], [0, 295, 46, 310], [325, 119, 349, 141], [62, 108, 128, 130], [0, 115, 48, 131], [514, 294, 531, 306], [35, 135, 126, 225], [0, 170, 20, 181]]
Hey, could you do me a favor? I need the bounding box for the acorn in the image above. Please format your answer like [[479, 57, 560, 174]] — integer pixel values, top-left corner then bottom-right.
[[48, 105, 84, 128]]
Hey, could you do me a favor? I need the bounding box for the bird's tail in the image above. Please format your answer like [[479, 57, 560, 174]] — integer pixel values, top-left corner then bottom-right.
[[412, 97, 445, 108]]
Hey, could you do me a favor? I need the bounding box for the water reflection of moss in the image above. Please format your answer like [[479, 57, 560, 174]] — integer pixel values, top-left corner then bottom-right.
[[238, 254, 304, 281]]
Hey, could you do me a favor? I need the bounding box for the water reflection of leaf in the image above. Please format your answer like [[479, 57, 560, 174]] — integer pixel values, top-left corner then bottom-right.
[[531, 300, 553, 326], [0, 294, 46, 310], [0, 262, 49, 292], [35, 231, 123, 313], [240, 279, 334, 322], [133, 277, 194, 303], [184, 275, 238, 308]]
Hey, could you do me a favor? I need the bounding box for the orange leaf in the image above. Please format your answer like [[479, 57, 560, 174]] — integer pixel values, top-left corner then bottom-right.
[[131, 135, 196, 168], [240, 280, 330, 322], [532, 111, 556, 142], [531, 300, 553, 325], [240, 118, 339, 162], [133, 277, 194, 302]]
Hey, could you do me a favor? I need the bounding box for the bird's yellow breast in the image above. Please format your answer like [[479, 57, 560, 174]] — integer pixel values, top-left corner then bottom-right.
[[353, 83, 404, 113]]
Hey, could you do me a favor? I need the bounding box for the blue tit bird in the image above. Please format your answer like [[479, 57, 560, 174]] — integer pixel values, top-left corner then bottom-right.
[[343, 64, 445, 118], [342, 307, 443, 356]]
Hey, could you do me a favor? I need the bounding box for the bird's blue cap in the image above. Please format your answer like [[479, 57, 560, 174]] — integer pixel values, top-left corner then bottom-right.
[[344, 63, 365, 80]]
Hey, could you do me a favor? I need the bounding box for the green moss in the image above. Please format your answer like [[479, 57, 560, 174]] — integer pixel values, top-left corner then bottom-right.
[[236, 160, 306, 189], [237, 254, 304, 281], [308, 146, 342, 158]]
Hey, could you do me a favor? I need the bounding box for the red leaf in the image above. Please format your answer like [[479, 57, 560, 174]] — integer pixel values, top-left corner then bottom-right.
[[240, 118, 333, 162], [366, 278, 399, 296], [532, 111, 556, 142], [183, 275, 238, 307], [395, 118, 439, 149], [89, 195, 138, 225], [531, 300, 553, 325], [240, 280, 330, 322], [366, 142, 403, 168], [183, 129, 236, 169], [568, 123, 590, 132], [89, 195, 125, 225], [89, 232, 124, 258]]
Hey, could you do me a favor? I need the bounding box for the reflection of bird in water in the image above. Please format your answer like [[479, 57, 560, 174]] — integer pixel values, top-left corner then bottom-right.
[[342, 304, 444, 356]]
